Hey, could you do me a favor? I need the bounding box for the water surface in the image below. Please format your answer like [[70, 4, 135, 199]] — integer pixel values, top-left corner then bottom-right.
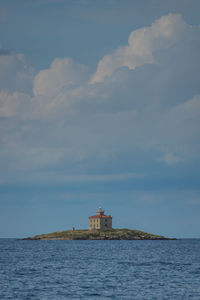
[[0, 239, 200, 299]]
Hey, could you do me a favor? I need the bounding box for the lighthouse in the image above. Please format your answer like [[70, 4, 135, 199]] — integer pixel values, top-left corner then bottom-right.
[[88, 207, 112, 230]]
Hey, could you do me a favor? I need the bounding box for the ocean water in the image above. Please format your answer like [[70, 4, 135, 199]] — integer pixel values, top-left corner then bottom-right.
[[0, 239, 200, 299]]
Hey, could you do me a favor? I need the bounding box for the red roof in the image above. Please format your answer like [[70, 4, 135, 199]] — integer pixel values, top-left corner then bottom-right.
[[89, 214, 112, 219]]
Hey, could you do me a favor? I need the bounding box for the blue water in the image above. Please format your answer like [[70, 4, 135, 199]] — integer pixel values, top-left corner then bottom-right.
[[0, 239, 200, 299]]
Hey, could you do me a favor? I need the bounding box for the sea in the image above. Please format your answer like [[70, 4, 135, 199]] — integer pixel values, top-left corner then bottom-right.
[[0, 239, 200, 299]]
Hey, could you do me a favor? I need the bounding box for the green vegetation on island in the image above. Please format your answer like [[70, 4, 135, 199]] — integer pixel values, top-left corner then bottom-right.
[[24, 228, 170, 240]]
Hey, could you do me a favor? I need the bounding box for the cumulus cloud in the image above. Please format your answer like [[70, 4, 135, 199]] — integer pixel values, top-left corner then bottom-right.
[[33, 58, 88, 98], [90, 14, 187, 84]]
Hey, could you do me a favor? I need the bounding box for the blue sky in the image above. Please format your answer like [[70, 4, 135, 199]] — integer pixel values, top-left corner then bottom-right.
[[0, 0, 200, 238]]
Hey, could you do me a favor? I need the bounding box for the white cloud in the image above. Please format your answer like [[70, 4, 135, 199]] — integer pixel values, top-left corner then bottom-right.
[[161, 153, 182, 165], [90, 14, 187, 84], [33, 58, 88, 98], [169, 94, 200, 121], [0, 91, 31, 118]]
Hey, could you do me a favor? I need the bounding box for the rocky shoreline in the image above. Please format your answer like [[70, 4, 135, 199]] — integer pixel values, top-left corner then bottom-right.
[[23, 228, 174, 240]]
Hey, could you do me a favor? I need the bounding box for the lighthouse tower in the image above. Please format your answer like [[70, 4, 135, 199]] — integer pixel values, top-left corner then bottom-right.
[[96, 206, 104, 216]]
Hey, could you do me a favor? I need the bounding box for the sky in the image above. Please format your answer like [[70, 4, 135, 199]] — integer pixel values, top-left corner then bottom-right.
[[0, 0, 200, 238]]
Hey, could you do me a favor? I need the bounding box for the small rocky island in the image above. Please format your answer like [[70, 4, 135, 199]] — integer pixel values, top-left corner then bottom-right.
[[24, 228, 169, 240], [24, 208, 172, 240]]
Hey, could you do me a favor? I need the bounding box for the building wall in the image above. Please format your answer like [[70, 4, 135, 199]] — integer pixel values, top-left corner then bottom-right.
[[89, 217, 112, 230], [100, 217, 112, 230]]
